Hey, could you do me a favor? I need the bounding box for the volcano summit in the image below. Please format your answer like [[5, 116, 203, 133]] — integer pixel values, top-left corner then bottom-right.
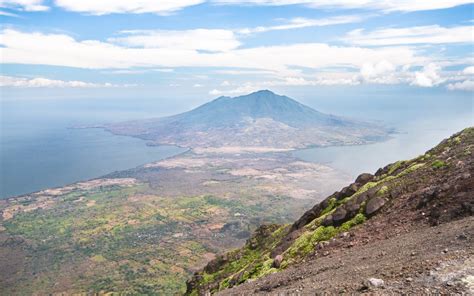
[[106, 90, 389, 149]]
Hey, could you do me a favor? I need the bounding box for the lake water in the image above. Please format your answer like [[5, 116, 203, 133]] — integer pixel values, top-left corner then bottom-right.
[[293, 94, 473, 178], [0, 99, 187, 199], [293, 118, 472, 178], [1, 93, 472, 199]]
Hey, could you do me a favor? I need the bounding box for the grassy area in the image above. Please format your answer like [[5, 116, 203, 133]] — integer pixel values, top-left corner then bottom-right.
[[0, 180, 303, 295]]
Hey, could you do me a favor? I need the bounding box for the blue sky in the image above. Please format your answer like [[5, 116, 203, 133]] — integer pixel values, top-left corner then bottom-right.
[[0, 0, 473, 100]]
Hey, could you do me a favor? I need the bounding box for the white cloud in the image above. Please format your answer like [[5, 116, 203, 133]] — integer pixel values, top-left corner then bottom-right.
[[209, 83, 260, 95], [0, 29, 424, 74], [0, 0, 48, 11], [446, 80, 474, 91], [212, 0, 473, 12], [345, 25, 474, 46], [215, 69, 275, 76], [2, 0, 472, 14], [102, 68, 175, 75], [278, 75, 361, 86], [210, 72, 361, 94], [411, 63, 445, 87], [359, 60, 399, 84], [54, 0, 204, 15], [0, 9, 19, 16], [238, 15, 364, 34], [463, 66, 474, 75], [109, 29, 240, 52], [193, 83, 204, 87], [209, 61, 474, 91], [154, 68, 175, 73], [0, 75, 126, 88]]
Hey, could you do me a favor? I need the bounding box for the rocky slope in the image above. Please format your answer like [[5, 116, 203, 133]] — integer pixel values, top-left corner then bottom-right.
[[186, 127, 474, 295], [105, 90, 389, 149]]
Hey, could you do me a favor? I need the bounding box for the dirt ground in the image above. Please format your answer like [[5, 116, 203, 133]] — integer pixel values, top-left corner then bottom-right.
[[219, 216, 474, 295]]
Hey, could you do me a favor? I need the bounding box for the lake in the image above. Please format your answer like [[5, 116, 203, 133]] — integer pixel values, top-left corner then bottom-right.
[[293, 93, 473, 178], [293, 118, 472, 178], [0, 98, 187, 199]]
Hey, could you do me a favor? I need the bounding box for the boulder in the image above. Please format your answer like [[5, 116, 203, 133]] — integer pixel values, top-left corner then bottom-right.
[[355, 173, 374, 185], [340, 184, 358, 199], [367, 277, 384, 288], [272, 255, 283, 268], [322, 214, 334, 226], [365, 196, 387, 216], [204, 255, 228, 274], [416, 186, 438, 209], [332, 207, 348, 224], [345, 200, 361, 215]]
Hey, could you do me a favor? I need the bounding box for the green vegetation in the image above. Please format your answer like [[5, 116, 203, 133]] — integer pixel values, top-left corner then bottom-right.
[[431, 160, 447, 169], [321, 197, 337, 215], [286, 225, 337, 258], [191, 224, 289, 293], [465, 147, 472, 156], [387, 160, 405, 175], [1, 180, 299, 295], [286, 213, 366, 259], [377, 185, 389, 196], [453, 136, 462, 144], [340, 213, 366, 232], [398, 163, 425, 177]]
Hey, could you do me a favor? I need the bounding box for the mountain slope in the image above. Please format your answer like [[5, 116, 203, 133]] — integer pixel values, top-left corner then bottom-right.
[[186, 127, 474, 295], [105, 90, 389, 149]]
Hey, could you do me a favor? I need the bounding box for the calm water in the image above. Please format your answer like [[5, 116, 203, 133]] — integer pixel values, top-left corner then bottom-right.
[[293, 94, 473, 178], [0, 98, 187, 199], [293, 119, 472, 178]]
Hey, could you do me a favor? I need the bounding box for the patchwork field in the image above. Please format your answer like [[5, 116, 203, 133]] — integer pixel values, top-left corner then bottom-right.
[[0, 151, 350, 294]]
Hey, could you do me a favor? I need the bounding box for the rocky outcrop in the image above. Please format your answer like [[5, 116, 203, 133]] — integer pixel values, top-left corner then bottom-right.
[[186, 127, 474, 295], [290, 173, 374, 231], [365, 196, 387, 216]]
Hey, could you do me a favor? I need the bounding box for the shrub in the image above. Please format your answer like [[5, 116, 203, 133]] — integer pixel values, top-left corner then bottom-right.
[[340, 213, 366, 232], [431, 160, 447, 169], [376, 186, 389, 196]]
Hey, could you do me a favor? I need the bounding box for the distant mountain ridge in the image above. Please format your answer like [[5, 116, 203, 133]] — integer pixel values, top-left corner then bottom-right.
[[106, 90, 389, 149]]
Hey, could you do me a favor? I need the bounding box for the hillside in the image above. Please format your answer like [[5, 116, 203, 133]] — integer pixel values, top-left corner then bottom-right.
[[105, 90, 389, 149], [186, 127, 474, 295]]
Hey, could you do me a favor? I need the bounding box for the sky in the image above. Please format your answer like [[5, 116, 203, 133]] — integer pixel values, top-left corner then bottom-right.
[[0, 0, 473, 102]]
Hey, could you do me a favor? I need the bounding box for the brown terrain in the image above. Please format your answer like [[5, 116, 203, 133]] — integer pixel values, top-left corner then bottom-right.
[[187, 127, 474, 295], [0, 149, 350, 294], [220, 218, 473, 295]]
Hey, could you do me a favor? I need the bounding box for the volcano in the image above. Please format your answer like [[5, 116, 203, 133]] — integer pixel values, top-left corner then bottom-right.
[[106, 90, 389, 149]]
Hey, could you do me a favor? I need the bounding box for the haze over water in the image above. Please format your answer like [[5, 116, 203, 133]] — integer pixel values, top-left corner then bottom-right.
[[0, 98, 187, 199], [1, 92, 472, 199], [294, 92, 473, 177]]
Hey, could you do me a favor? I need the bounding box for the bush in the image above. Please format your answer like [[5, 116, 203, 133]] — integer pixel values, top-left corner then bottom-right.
[[431, 160, 447, 169]]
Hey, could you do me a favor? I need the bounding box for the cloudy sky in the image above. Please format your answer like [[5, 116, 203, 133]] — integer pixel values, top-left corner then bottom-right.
[[1, 0, 473, 99]]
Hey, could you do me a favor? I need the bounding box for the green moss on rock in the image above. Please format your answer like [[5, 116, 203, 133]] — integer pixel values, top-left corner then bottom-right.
[[340, 213, 366, 232], [287, 213, 366, 259], [321, 197, 337, 215], [431, 160, 447, 169], [376, 186, 389, 196]]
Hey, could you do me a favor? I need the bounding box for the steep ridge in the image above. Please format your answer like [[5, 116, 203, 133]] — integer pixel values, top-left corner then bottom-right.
[[105, 90, 389, 149], [186, 127, 474, 295]]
